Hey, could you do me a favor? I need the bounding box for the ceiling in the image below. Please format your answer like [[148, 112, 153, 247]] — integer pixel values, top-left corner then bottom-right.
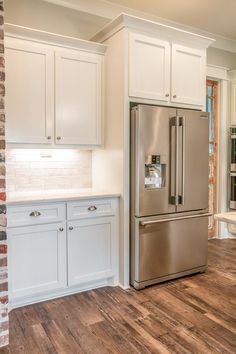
[[106, 0, 236, 40]]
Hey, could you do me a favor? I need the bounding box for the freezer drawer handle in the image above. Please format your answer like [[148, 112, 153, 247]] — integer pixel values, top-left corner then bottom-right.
[[140, 213, 212, 226]]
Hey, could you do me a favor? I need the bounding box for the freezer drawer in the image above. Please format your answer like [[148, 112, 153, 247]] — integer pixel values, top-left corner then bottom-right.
[[131, 213, 208, 289]]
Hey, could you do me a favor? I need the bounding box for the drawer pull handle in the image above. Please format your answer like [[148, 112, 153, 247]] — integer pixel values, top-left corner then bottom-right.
[[29, 211, 41, 217], [173, 94, 177, 98], [59, 227, 64, 232], [69, 226, 73, 231], [88, 206, 97, 212]]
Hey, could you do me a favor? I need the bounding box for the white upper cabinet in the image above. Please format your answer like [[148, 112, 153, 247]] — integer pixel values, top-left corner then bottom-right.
[[129, 33, 170, 101], [5, 25, 106, 147], [5, 38, 54, 144], [171, 44, 205, 106], [128, 33, 206, 107], [55, 50, 102, 145]]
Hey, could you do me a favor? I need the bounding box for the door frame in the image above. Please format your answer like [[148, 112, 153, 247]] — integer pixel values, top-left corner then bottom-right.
[[207, 64, 229, 238]]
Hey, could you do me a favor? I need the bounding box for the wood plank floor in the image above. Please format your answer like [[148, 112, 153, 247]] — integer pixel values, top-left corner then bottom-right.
[[1, 239, 236, 354]]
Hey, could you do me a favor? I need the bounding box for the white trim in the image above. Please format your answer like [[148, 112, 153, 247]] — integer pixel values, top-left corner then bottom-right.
[[207, 64, 229, 81], [5, 23, 107, 55], [207, 66, 229, 238], [92, 13, 214, 49], [43, 0, 236, 52], [9, 277, 119, 310]]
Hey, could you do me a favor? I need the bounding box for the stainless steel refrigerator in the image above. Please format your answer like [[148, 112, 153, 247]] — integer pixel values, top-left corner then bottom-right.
[[130, 104, 210, 289]]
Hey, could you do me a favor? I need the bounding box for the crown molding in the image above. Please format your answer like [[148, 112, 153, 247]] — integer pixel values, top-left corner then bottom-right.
[[4, 23, 107, 54], [43, 0, 236, 53]]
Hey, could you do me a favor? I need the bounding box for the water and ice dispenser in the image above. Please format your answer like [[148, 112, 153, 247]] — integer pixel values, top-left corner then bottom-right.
[[144, 155, 166, 189]]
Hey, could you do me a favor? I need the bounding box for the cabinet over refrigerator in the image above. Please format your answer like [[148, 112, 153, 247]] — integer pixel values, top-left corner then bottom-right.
[[130, 105, 210, 289]]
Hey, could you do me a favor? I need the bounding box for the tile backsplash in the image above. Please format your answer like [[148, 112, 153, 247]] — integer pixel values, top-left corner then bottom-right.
[[6, 149, 92, 193]]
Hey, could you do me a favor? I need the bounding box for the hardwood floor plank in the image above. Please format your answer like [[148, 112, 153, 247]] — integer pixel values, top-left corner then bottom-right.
[[2, 239, 236, 354]]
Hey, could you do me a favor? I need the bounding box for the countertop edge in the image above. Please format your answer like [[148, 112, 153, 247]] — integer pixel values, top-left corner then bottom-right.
[[7, 192, 121, 205]]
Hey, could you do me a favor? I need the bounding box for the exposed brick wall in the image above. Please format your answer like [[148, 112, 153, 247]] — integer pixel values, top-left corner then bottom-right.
[[0, 0, 8, 348]]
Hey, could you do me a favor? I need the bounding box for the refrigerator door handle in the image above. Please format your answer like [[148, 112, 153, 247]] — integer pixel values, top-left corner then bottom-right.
[[179, 117, 185, 205], [170, 116, 179, 205], [140, 212, 212, 226]]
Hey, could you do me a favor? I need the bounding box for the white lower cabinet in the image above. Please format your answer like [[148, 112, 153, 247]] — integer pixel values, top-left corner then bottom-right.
[[8, 197, 119, 308], [8, 222, 67, 300], [68, 217, 115, 286]]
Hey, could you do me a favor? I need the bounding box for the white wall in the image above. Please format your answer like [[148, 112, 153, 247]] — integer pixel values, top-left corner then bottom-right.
[[207, 47, 236, 70], [5, 0, 108, 39]]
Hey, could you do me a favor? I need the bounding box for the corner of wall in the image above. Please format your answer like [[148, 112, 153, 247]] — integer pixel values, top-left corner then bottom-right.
[[0, 0, 9, 348]]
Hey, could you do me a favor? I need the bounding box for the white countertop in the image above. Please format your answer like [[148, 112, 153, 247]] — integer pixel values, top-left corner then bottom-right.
[[214, 212, 236, 225], [7, 189, 121, 205]]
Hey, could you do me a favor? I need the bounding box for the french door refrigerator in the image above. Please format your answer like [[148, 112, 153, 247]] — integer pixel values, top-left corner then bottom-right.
[[130, 104, 210, 289]]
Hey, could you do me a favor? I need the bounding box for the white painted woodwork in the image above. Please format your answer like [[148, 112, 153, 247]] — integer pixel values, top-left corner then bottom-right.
[[8, 222, 67, 299], [171, 44, 205, 106], [67, 198, 115, 220], [55, 49, 102, 145], [5, 26, 106, 147], [67, 217, 115, 286], [8, 196, 119, 308], [129, 33, 170, 101], [7, 203, 66, 227], [92, 15, 214, 288], [5, 38, 54, 144], [229, 70, 236, 125]]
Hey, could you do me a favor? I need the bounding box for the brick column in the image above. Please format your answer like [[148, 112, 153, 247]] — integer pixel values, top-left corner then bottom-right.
[[0, 0, 8, 348]]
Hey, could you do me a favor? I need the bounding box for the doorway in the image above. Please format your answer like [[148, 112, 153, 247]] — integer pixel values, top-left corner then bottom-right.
[[206, 80, 218, 238]]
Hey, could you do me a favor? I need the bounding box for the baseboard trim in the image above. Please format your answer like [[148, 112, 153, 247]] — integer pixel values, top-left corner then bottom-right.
[[9, 276, 119, 310]]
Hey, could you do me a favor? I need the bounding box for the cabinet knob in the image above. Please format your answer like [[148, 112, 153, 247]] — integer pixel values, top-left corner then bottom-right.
[[57, 136, 61, 140], [69, 226, 73, 231], [59, 227, 64, 232], [165, 93, 170, 97], [29, 211, 41, 217], [47, 136, 51, 140], [88, 205, 97, 212], [173, 94, 177, 98]]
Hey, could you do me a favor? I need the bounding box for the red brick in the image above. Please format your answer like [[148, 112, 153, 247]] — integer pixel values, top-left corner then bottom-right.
[[0, 57, 4, 68], [0, 282, 7, 292], [0, 295, 8, 304], [0, 257, 7, 267], [0, 192, 6, 200], [0, 244, 7, 253]]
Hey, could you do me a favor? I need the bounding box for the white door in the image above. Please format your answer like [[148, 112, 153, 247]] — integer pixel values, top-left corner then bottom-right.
[[171, 44, 205, 106], [8, 222, 67, 300], [129, 33, 170, 101], [55, 49, 103, 145], [67, 217, 115, 286], [5, 38, 54, 143]]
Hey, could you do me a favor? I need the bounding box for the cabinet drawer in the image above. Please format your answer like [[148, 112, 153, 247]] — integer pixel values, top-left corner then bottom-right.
[[67, 199, 115, 220], [8, 203, 66, 227]]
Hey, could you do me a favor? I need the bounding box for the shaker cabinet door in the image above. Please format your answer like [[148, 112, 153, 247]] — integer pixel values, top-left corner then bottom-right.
[[5, 38, 54, 144], [67, 217, 115, 286], [8, 223, 67, 301], [129, 33, 170, 101], [171, 44, 205, 106], [55, 50, 103, 145]]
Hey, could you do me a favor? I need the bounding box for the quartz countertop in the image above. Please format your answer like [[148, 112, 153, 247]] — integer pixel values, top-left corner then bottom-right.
[[7, 189, 121, 205], [214, 212, 236, 225]]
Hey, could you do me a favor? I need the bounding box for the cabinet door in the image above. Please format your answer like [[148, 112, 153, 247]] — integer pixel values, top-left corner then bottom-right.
[[8, 222, 67, 300], [68, 217, 115, 286], [5, 38, 54, 143], [55, 50, 103, 145], [129, 33, 170, 101], [171, 44, 205, 106]]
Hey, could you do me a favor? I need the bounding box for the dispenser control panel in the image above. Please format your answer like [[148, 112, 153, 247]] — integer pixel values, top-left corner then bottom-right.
[[144, 154, 166, 189]]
